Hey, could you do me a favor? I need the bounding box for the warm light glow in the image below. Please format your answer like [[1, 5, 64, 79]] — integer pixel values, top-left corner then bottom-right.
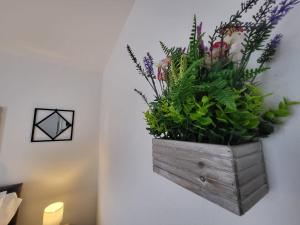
[[43, 202, 64, 225]]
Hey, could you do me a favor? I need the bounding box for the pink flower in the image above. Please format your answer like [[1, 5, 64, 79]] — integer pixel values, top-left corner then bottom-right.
[[158, 57, 171, 67], [156, 57, 171, 81], [157, 67, 165, 81], [205, 41, 229, 65], [212, 41, 229, 49]]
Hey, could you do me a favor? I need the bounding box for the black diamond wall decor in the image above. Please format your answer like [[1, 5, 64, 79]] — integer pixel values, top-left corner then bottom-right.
[[31, 108, 75, 142]]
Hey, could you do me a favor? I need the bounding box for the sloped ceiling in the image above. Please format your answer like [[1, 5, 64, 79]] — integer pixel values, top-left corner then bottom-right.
[[0, 0, 134, 72]]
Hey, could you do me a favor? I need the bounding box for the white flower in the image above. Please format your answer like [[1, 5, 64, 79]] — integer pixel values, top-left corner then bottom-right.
[[224, 27, 246, 62]]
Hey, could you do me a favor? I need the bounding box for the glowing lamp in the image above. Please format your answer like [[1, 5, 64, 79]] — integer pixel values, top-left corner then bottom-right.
[[43, 202, 64, 225]]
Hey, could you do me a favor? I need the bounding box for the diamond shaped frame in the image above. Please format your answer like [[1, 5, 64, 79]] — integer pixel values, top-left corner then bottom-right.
[[31, 108, 75, 142]]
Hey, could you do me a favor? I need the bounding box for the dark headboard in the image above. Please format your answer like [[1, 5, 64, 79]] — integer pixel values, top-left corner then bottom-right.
[[0, 183, 23, 225]]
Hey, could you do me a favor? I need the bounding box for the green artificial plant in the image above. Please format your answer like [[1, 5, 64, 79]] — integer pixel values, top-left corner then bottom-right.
[[128, 0, 299, 145]]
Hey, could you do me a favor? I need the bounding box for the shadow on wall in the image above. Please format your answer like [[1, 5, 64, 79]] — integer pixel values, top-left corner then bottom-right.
[[0, 106, 7, 153], [0, 106, 8, 183]]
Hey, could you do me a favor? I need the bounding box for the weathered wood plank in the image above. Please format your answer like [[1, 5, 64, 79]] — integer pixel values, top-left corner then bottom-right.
[[153, 166, 241, 215], [241, 184, 269, 214], [153, 159, 238, 201], [238, 163, 265, 186], [240, 175, 267, 200], [153, 145, 233, 171], [153, 139, 233, 158], [235, 152, 263, 171], [152, 139, 268, 216], [231, 141, 262, 158], [153, 152, 236, 188]]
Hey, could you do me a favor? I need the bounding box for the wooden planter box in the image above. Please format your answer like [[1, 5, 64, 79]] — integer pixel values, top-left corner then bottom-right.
[[152, 139, 268, 215]]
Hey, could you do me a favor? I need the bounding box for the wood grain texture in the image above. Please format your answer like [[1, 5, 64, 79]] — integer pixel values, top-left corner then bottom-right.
[[153, 139, 233, 158], [153, 159, 238, 200], [153, 143, 233, 171], [153, 166, 241, 215], [153, 153, 236, 187], [153, 139, 268, 216]]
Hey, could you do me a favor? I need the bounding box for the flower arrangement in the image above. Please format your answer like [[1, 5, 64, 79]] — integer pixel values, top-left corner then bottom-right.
[[127, 0, 299, 145]]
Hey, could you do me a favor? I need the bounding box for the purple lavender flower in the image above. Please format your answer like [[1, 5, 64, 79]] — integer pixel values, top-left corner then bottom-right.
[[196, 22, 206, 52], [147, 52, 153, 64], [270, 34, 283, 48], [257, 34, 283, 64], [269, 0, 300, 25], [200, 40, 207, 51], [143, 53, 154, 76], [197, 22, 203, 39]]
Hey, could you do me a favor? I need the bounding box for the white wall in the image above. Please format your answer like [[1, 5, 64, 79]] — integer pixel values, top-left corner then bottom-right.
[[0, 50, 100, 225], [0, 0, 135, 73], [98, 0, 300, 225]]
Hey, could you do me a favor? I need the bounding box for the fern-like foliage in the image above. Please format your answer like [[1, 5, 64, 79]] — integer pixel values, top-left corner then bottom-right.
[[160, 41, 175, 56], [197, 78, 239, 111], [243, 67, 269, 82], [169, 48, 184, 84], [170, 59, 203, 109], [179, 54, 188, 79], [187, 15, 199, 63]]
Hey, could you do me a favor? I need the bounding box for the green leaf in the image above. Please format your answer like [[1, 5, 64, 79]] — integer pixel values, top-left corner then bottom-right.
[[198, 117, 213, 126]]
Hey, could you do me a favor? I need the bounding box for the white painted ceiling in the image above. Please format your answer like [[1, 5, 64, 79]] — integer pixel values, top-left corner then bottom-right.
[[0, 0, 134, 72]]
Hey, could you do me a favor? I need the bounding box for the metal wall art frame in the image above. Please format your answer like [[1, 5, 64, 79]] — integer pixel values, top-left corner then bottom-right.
[[31, 108, 75, 142]]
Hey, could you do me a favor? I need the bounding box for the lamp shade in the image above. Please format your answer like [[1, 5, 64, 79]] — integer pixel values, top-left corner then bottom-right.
[[43, 202, 64, 225]]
